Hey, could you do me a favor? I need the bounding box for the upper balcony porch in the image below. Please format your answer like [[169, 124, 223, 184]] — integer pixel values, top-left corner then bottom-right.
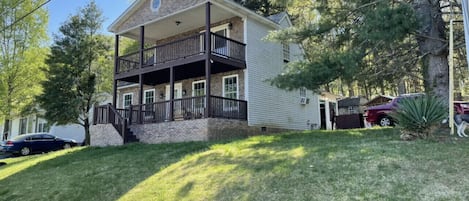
[[116, 32, 246, 83], [112, 1, 247, 85]]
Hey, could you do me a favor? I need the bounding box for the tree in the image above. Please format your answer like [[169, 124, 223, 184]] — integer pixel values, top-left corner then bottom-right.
[[233, 0, 285, 16], [0, 0, 48, 140], [268, 0, 453, 102], [38, 1, 110, 145]]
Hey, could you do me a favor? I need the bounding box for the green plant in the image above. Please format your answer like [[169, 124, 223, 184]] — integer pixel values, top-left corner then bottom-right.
[[390, 95, 447, 140]]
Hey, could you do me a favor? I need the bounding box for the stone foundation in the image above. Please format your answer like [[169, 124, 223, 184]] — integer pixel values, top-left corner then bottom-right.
[[90, 124, 124, 146], [130, 118, 291, 144], [91, 118, 293, 146]]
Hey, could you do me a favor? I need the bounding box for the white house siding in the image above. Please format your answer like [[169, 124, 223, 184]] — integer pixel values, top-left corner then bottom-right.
[[245, 18, 320, 130]]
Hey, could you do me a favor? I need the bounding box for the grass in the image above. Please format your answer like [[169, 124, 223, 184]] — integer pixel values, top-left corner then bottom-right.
[[1, 128, 469, 200]]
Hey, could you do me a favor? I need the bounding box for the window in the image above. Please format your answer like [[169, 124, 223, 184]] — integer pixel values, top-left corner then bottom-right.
[[283, 43, 290, 63], [143, 89, 155, 118], [348, 106, 356, 114], [144, 89, 155, 104], [200, 24, 230, 56], [223, 75, 238, 99], [19, 118, 27, 135], [192, 80, 206, 108], [123, 93, 133, 108], [37, 119, 49, 133], [151, 0, 161, 12], [223, 75, 239, 110], [299, 87, 306, 97]]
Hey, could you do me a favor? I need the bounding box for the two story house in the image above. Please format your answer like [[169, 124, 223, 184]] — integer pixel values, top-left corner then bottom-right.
[[91, 0, 326, 146]]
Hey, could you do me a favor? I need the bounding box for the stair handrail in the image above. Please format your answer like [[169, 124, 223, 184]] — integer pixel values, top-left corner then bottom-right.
[[107, 103, 128, 139]]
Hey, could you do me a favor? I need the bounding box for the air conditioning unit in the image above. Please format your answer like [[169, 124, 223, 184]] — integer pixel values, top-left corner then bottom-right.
[[299, 97, 309, 105]]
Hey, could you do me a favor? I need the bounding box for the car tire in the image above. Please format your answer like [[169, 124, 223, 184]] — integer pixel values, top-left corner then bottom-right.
[[20, 147, 31, 156], [378, 116, 393, 127], [63, 143, 71, 149]]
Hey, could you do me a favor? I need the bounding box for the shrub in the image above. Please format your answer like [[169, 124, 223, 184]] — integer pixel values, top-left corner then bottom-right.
[[390, 95, 447, 140]]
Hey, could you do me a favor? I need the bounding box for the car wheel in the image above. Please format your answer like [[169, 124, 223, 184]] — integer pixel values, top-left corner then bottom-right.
[[20, 147, 31, 156], [63, 143, 71, 149], [378, 116, 393, 127]]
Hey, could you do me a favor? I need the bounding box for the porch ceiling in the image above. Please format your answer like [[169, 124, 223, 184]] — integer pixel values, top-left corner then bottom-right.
[[121, 3, 238, 42], [118, 60, 242, 86]]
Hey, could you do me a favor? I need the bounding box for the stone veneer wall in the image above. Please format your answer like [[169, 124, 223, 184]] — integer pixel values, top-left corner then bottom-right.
[[90, 124, 124, 147], [154, 17, 244, 45], [130, 118, 292, 144], [117, 0, 206, 33], [117, 69, 245, 108]]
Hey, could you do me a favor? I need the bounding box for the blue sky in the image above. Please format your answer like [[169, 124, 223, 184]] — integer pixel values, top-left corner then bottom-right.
[[46, 0, 133, 37]]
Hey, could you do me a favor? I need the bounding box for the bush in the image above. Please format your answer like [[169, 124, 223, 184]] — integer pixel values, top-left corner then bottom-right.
[[390, 95, 447, 140]]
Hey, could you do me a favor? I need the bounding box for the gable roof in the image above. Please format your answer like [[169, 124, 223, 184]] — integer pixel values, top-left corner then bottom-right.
[[267, 12, 287, 24], [338, 97, 368, 107], [108, 0, 286, 34]]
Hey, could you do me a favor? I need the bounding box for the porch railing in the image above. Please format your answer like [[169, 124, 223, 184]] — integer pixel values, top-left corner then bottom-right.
[[116, 32, 246, 74], [95, 96, 247, 125], [93, 103, 127, 138]]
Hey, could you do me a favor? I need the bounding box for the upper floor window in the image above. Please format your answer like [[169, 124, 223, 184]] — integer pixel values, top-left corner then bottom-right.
[[151, 0, 161, 13], [283, 42, 290, 63], [299, 87, 306, 97]]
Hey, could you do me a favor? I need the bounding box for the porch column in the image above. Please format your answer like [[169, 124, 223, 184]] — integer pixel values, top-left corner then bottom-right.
[[138, 26, 145, 123], [113, 34, 119, 107], [204, 2, 212, 118], [169, 67, 174, 121]]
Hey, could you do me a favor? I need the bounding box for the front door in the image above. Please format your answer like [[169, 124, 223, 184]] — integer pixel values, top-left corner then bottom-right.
[[165, 83, 182, 119]]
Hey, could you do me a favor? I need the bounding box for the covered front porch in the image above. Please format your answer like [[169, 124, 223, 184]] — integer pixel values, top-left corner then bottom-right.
[[92, 2, 250, 141]]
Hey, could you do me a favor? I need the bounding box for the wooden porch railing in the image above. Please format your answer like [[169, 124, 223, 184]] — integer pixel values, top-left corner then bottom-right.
[[95, 96, 247, 125], [93, 103, 128, 139], [116, 32, 246, 74]]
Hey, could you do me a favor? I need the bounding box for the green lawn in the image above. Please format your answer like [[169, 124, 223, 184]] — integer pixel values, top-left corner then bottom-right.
[[1, 128, 469, 201]]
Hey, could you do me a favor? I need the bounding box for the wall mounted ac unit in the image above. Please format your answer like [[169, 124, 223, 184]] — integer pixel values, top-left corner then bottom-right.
[[300, 97, 309, 105]]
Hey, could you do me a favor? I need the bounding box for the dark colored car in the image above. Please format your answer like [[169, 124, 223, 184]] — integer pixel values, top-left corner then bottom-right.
[[365, 93, 424, 127], [366, 94, 469, 127], [2, 133, 77, 156]]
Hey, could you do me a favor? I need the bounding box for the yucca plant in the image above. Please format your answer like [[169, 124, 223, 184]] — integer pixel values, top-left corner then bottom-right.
[[390, 95, 447, 140]]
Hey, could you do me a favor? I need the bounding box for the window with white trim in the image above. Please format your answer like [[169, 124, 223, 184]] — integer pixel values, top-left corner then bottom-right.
[[200, 24, 230, 56], [19, 118, 27, 135], [37, 119, 49, 133], [192, 80, 206, 109], [283, 42, 290, 63], [223, 75, 239, 110], [299, 87, 306, 97], [144, 89, 155, 104], [223, 75, 238, 99], [123, 93, 133, 108]]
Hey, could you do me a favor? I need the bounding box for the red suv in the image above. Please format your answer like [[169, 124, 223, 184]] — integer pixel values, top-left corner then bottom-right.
[[366, 94, 469, 127]]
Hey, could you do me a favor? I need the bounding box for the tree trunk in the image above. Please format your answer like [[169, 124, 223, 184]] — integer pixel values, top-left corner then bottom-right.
[[413, 0, 449, 103], [2, 119, 10, 140], [347, 81, 354, 96], [83, 118, 90, 145], [398, 79, 407, 95]]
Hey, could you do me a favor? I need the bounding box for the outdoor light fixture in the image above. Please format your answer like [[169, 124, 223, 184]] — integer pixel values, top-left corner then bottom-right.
[[159, 93, 164, 99], [175, 21, 181, 26], [182, 89, 187, 96], [228, 22, 233, 30]]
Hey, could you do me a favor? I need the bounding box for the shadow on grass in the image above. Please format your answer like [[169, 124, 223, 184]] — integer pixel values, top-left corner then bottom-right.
[[0, 141, 222, 201], [116, 128, 405, 201]]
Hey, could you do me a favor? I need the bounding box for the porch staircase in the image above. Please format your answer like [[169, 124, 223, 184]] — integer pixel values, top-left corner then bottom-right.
[[124, 127, 139, 143]]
